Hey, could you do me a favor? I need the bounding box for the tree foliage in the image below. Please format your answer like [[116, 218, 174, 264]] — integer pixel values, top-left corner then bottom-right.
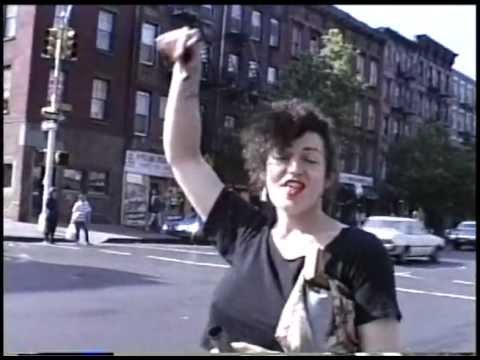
[[386, 123, 476, 231], [270, 28, 365, 134]]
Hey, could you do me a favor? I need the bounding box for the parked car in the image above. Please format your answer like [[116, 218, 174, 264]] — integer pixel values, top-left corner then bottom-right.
[[446, 221, 476, 250], [362, 216, 445, 263], [162, 213, 205, 244]]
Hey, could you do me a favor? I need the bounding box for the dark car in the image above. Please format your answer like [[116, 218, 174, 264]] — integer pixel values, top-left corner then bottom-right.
[[162, 213, 205, 244], [447, 221, 476, 250]]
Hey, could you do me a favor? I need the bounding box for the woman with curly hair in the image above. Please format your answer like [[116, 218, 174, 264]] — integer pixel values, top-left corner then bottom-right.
[[158, 27, 402, 354]]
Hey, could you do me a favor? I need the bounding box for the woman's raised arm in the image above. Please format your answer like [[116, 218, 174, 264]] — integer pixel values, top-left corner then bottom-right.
[[158, 27, 224, 220]]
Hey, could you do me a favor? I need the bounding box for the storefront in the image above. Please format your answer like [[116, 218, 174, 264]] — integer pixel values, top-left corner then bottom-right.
[[122, 150, 186, 227], [334, 173, 378, 226]]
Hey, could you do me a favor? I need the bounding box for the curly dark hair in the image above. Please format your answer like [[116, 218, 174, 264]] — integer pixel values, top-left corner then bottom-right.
[[240, 99, 339, 196]]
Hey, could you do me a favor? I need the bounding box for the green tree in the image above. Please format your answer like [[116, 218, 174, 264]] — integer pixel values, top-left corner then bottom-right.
[[386, 123, 476, 233], [269, 28, 365, 135]]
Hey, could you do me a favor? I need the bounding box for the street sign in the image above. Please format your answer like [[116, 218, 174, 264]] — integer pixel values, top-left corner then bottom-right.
[[41, 106, 65, 121], [41, 120, 58, 131]]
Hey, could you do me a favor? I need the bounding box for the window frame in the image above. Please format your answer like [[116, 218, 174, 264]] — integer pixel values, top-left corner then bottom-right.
[[369, 60, 378, 87], [4, 163, 13, 189], [53, 5, 69, 28], [250, 10, 262, 41], [267, 66, 277, 85], [90, 78, 109, 120], [230, 5, 242, 33], [62, 168, 83, 192], [356, 54, 365, 81], [367, 103, 376, 130], [248, 60, 259, 80], [353, 101, 362, 127], [96, 9, 115, 52], [134, 90, 151, 136], [291, 23, 302, 57], [4, 5, 18, 39], [224, 115, 236, 130], [269, 18, 279, 47], [139, 22, 157, 65], [227, 53, 239, 75], [87, 170, 109, 195], [3, 66, 12, 115]]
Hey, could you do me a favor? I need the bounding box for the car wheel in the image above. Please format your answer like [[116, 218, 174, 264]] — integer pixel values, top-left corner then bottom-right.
[[429, 246, 441, 263], [397, 247, 409, 264]]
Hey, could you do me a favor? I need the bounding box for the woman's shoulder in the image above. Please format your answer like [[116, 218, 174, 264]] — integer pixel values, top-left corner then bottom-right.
[[328, 226, 387, 262]]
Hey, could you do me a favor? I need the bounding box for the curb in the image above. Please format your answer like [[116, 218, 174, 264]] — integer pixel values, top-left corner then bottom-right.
[[3, 235, 212, 246]]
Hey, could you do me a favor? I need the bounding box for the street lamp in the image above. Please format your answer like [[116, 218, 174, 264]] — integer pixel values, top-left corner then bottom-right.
[[37, 5, 74, 232]]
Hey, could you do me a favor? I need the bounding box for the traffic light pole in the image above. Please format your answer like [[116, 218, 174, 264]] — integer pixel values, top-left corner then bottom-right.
[[37, 6, 72, 233]]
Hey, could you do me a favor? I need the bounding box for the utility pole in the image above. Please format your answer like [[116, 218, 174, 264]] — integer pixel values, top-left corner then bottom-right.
[[37, 5, 74, 232]]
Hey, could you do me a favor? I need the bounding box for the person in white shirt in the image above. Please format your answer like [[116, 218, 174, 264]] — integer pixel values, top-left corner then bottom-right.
[[71, 193, 92, 245]]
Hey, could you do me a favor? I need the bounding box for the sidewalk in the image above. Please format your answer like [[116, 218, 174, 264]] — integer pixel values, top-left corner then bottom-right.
[[3, 218, 194, 245]]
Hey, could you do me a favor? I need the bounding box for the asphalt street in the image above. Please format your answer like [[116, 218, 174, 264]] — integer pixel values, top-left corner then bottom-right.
[[4, 240, 476, 355]]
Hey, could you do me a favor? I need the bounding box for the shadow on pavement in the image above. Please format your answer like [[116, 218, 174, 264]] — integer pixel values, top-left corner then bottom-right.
[[4, 259, 169, 293]]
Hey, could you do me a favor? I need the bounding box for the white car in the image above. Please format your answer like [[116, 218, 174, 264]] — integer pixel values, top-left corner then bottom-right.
[[362, 216, 445, 263]]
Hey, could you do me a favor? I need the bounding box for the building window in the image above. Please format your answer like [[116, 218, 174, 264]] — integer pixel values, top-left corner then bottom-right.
[[380, 157, 387, 180], [460, 81, 466, 103], [269, 18, 279, 47], [367, 103, 376, 130], [291, 23, 302, 56], [267, 66, 277, 85], [452, 77, 458, 97], [230, 5, 242, 33], [248, 61, 258, 79], [134, 91, 150, 136], [47, 69, 66, 104], [227, 54, 239, 75], [63, 168, 83, 191], [405, 123, 410, 137], [96, 10, 114, 52], [4, 163, 13, 188], [88, 171, 108, 195], [353, 101, 362, 127], [356, 54, 365, 81], [352, 145, 360, 174], [383, 116, 389, 136], [90, 78, 109, 120], [251, 10, 262, 41], [393, 119, 399, 135], [4, 5, 18, 39], [4, 66, 11, 114], [224, 115, 235, 129], [159, 96, 167, 121], [309, 33, 321, 54], [53, 5, 69, 28], [139, 22, 157, 65], [369, 60, 378, 86]]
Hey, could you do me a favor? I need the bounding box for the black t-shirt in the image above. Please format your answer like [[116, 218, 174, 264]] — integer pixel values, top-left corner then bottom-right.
[[201, 188, 402, 351]]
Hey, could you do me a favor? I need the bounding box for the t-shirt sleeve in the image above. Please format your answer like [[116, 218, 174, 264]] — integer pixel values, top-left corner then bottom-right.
[[202, 187, 269, 264], [345, 230, 403, 326]]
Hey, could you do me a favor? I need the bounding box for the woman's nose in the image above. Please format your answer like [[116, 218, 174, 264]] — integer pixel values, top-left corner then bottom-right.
[[286, 157, 303, 173]]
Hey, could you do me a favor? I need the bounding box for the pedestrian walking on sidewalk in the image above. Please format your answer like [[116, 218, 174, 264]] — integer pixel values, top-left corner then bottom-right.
[[157, 27, 402, 354], [44, 187, 59, 244], [71, 193, 92, 245], [146, 188, 165, 232]]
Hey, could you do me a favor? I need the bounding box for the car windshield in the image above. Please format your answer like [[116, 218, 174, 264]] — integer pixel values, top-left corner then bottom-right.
[[458, 223, 476, 231], [364, 219, 410, 232]]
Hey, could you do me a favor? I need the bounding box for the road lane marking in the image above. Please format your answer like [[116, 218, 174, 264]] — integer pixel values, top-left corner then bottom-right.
[[98, 250, 131, 256], [452, 280, 475, 286], [394, 272, 423, 279], [98, 243, 218, 256], [45, 244, 80, 250], [396, 287, 475, 301], [147, 255, 229, 268]]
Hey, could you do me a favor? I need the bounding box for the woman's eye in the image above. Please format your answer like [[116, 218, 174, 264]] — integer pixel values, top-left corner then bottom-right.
[[304, 158, 319, 164]]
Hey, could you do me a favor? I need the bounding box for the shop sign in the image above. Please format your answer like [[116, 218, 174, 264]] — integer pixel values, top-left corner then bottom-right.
[[339, 173, 373, 187], [124, 150, 174, 178]]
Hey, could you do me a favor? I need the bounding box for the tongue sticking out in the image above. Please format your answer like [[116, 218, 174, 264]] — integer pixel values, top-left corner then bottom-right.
[[286, 183, 305, 198]]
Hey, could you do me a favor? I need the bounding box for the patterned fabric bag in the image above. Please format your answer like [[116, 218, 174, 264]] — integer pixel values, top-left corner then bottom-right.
[[275, 246, 360, 353]]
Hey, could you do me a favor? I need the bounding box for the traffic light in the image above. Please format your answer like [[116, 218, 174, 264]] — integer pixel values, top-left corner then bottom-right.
[[55, 151, 69, 166], [61, 28, 78, 61], [41, 28, 59, 59]]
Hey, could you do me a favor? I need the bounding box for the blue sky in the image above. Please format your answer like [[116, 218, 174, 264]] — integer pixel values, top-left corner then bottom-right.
[[335, 5, 476, 80]]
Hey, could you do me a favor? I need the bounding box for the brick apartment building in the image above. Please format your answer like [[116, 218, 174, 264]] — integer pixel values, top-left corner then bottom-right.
[[3, 5, 474, 225]]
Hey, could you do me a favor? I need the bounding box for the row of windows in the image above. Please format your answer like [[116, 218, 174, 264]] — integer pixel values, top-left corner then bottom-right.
[[353, 101, 377, 130], [338, 144, 375, 175], [356, 55, 378, 86], [450, 106, 476, 134], [224, 53, 278, 84], [63, 168, 109, 194]]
